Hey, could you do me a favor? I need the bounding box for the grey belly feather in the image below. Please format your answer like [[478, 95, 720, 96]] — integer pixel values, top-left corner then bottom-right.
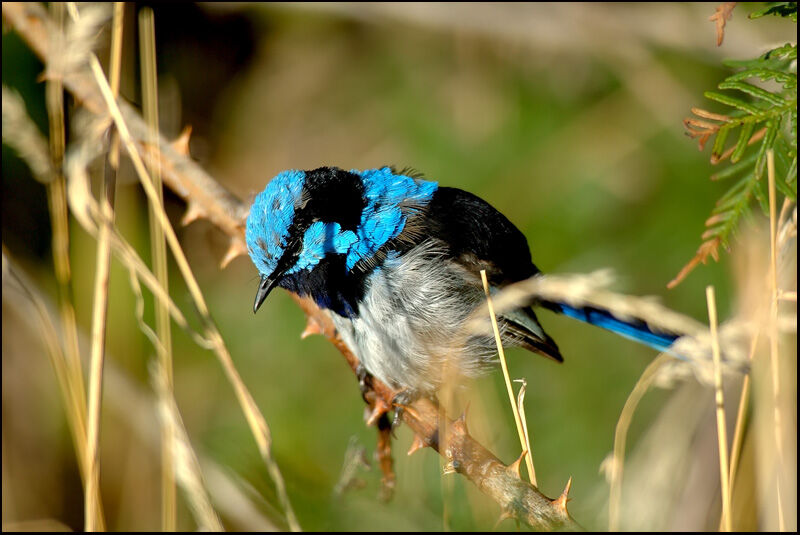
[[330, 239, 533, 393]]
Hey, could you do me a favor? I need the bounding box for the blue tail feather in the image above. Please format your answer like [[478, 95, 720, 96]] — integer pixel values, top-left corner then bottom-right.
[[556, 303, 680, 353]]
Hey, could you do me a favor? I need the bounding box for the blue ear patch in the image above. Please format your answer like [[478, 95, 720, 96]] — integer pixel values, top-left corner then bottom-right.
[[344, 167, 438, 270], [288, 222, 358, 274], [246, 169, 306, 276]]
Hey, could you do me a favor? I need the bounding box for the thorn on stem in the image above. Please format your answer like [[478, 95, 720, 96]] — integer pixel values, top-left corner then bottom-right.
[[552, 476, 573, 513], [366, 398, 390, 427], [407, 434, 427, 456], [181, 203, 204, 226], [300, 316, 323, 339], [171, 125, 192, 156], [508, 450, 528, 479], [220, 239, 247, 268]]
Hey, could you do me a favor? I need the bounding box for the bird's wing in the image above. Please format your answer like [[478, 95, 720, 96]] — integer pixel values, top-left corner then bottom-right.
[[413, 186, 563, 362]]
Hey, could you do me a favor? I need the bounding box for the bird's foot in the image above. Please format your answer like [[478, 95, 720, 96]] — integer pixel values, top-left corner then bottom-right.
[[390, 389, 421, 432], [356, 363, 372, 400]]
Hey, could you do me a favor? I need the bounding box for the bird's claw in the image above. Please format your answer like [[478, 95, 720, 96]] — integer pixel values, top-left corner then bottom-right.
[[390, 389, 419, 433], [356, 363, 372, 400]]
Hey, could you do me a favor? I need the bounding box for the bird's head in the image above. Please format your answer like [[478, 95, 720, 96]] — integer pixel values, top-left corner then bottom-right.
[[245, 166, 438, 314]]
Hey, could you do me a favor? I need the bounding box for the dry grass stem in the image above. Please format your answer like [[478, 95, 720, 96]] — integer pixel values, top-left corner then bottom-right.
[[1, 250, 90, 488], [65, 136, 211, 349], [726, 332, 758, 497], [513, 378, 535, 486], [1, 87, 52, 182], [151, 363, 224, 531], [480, 270, 536, 486], [2, 79, 92, 498], [44, 0, 91, 509], [706, 285, 732, 531], [4, 258, 280, 530], [85, 46, 301, 532], [607, 353, 671, 531], [138, 7, 176, 530], [767, 150, 787, 531], [82, 2, 123, 528], [82, 82, 111, 534]]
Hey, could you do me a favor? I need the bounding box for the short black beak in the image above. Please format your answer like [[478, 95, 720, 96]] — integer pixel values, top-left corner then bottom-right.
[[253, 274, 277, 314]]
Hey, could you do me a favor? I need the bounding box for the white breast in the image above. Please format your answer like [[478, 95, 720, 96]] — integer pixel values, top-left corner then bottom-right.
[[330, 240, 501, 394]]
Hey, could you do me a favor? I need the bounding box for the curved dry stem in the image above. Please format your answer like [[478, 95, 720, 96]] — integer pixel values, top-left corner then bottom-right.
[[607, 353, 671, 531]]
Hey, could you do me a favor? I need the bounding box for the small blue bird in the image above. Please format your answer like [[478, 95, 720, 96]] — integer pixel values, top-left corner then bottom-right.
[[246, 166, 679, 396]]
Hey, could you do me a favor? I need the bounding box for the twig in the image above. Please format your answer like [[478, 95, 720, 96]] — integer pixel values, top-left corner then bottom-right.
[[1, 3, 578, 528]]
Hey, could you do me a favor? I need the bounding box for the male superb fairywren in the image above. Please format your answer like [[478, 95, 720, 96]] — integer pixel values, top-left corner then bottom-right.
[[245, 166, 679, 396]]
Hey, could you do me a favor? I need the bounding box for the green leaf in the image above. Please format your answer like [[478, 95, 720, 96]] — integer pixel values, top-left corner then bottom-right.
[[712, 124, 733, 160], [749, 2, 798, 21], [785, 156, 798, 195], [763, 42, 797, 61], [731, 121, 756, 163], [711, 176, 756, 248], [772, 137, 798, 199], [755, 120, 781, 180], [704, 91, 762, 115], [679, 10, 796, 284], [724, 43, 796, 69], [753, 176, 770, 213], [718, 81, 789, 107], [725, 68, 797, 89], [711, 152, 758, 181], [717, 173, 753, 207]]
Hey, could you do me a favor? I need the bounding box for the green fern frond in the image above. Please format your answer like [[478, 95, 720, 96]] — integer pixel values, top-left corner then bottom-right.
[[672, 3, 797, 288], [705, 174, 757, 250], [749, 1, 798, 21]]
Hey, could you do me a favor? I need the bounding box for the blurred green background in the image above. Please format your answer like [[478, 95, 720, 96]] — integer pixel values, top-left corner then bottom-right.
[[2, 3, 795, 531]]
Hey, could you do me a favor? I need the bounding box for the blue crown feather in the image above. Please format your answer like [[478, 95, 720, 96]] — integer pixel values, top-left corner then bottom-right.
[[246, 169, 307, 276]]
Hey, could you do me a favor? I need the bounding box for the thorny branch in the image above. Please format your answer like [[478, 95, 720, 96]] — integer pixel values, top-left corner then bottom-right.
[[3, 3, 577, 530]]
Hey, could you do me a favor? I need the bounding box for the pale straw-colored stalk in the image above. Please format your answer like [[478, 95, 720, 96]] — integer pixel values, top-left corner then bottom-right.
[[725, 333, 759, 508], [45, 0, 96, 522], [480, 270, 536, 485], [138, 7, 176, 530], [767, 150, 787, 531], [84, 3, 123, 530], [45, 1, 89, 459], [706, 285, 732, 531]]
